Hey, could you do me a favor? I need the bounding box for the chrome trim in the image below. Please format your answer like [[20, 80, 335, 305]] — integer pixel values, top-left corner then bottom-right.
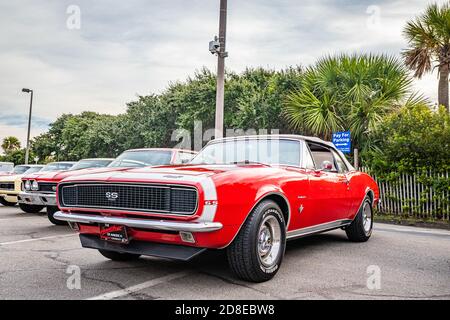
[[58, 182, 199, 216], [286, 219, 352, 240], [53, 211, 223, 233], [17, 191, 57, 206]]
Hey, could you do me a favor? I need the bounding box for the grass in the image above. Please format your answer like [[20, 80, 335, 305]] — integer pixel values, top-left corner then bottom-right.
[[374, 213, 450, 230]]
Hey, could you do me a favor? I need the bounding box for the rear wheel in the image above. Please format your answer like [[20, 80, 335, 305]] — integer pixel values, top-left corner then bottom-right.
[[0, 197, 16, 206], [345, 196, 373, 242], [47, 206, 67, 225], [227, 200, 286, 282], [19, 203, 44, 213], [98, 250, 141, 261]]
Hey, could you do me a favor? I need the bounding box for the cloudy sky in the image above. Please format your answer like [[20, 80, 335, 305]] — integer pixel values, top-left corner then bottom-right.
[[0, 0, 445, 146]]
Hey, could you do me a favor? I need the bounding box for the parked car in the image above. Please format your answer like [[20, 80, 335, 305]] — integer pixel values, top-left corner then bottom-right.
[[0, 162, 14, 176], [0, 165, 45, 207], [54, 135, 379, 282], [15, 161, 76, 212], [20, 149, 196, 224]]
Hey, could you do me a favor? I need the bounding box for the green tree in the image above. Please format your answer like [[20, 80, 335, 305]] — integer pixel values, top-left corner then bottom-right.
[[364, 104, 450, 174], [403, 2, 450, 111], [284, 54, 423, 152], [1, 136, 21, 154]]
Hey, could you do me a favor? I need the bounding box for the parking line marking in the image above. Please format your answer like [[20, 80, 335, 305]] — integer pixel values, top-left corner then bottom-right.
[[87, 271, 191, 300], [0, 234, 77, 246]]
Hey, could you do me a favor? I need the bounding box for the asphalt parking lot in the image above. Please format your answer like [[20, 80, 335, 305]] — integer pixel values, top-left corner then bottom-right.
[[0, 205, 449, 300]]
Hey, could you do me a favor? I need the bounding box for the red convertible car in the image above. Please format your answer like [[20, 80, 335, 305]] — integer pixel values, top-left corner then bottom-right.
[[54, 135, 379, 282]]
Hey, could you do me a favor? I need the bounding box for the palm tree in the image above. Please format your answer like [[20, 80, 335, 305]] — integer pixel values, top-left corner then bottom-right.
[[1, 136, 21, 154], [403, 2, 450, 111], [284, 54, 426, 152]]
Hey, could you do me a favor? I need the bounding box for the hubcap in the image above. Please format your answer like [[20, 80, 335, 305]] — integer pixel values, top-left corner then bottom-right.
[[258, 215, 282, 268], [362, 202, 372, 234]]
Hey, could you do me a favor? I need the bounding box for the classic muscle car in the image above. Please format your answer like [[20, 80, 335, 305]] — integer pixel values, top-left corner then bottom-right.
[[0, 165, 45, 207], [20, 149, 196, 224], [54, 135, 379, 282]]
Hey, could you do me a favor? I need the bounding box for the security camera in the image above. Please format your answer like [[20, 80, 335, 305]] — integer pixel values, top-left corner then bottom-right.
[[209, 36, 220, 54]]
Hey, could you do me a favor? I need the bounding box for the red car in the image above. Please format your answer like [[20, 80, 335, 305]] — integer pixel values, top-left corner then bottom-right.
[[54, 135, 379, 282], [20, 149, 196, 224]]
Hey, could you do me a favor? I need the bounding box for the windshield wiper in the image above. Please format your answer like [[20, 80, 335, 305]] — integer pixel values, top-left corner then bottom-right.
[[231, 160, 271, 166]]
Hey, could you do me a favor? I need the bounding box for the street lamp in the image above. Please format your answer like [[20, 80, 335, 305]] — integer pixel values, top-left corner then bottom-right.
[[21, 88, 33, 165]]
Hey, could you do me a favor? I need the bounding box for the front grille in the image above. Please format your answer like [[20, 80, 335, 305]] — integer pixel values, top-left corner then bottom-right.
[[38, 183, 57, 193], [0, 183, 14, 191], [59, 183, 198, 215]]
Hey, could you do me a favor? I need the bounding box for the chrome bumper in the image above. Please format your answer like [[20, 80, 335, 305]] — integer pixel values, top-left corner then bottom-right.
[[53, 211, 223, 233], [17, 192, 57, 206]]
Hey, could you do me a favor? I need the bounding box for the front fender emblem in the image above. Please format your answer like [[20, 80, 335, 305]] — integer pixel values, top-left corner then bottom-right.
[[298, 204, 304, 214]]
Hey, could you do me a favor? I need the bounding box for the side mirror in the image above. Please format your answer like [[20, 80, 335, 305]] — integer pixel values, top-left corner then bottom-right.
[[181, 159, 190, 164], [321, 161, 333, 171]]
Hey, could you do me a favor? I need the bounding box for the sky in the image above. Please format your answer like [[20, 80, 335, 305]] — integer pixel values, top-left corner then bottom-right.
[[0, 0, 445, 147]]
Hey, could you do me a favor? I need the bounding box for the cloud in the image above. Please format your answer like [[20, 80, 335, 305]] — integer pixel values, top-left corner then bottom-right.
[[0, 0, 446, 146]]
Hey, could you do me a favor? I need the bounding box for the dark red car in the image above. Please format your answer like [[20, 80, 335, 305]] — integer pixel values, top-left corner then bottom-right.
[[55, 135, 379, 282]]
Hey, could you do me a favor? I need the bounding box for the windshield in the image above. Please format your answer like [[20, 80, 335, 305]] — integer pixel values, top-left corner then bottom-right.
[[191, 138, 301, 166], [0, 163, 14, 172], [23, 166, 44, 174], [12, 165, 30, 174], [108, 150, 172, 168], [70, 159, 113, 171], [41, 162, 74, 172]]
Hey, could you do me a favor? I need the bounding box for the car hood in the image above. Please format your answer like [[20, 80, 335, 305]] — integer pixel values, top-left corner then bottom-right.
[[60, 164, 287, 185], [0, 173, 24, 182]]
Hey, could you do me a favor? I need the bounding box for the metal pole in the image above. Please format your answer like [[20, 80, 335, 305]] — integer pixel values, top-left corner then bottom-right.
[[214, 0, 227, 138], [25, 90, 33, 165], [354, 148, 359, 169]]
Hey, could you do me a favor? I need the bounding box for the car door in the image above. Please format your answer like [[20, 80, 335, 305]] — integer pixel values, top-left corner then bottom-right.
[[306, 143, 351, 225]]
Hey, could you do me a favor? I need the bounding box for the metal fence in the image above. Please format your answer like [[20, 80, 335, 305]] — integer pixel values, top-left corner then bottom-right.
[[360, 168, 450, 221]]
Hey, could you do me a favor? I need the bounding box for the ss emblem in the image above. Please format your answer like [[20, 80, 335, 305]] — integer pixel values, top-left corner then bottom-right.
[[105, 192, 119, 201]]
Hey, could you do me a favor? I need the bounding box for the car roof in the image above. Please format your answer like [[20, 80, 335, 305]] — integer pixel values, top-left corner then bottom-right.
[[125, 148, 195, 153], [209, 134, 331, 146], [79, 158, 115, 161], [48, 161, 77, 164], [206, 134, 355, 170]]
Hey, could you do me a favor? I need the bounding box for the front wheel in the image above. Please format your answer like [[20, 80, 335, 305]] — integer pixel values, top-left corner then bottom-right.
[[19, 203, 44, 213], [0, 197, 16, 207], [47, 206, 67, 225], [345, 196, 373, 242], [98, 250, 141, 261], [227, 200, 286, 282]]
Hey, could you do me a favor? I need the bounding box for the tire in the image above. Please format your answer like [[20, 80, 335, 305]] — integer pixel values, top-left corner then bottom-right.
[[227, 200, 286, 282], [98, 250, 141, 261], [0, 197, 16, 206], [345, 196, 373, 242], [47, 206, 67, 225], [19, 203, 44, 213]]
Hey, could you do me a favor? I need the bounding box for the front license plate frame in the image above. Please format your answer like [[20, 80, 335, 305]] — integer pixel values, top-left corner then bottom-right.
[[100, 224, 130, 244]]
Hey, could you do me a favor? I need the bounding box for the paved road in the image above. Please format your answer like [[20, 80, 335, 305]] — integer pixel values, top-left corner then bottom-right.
[[0, 206, 449, 300]]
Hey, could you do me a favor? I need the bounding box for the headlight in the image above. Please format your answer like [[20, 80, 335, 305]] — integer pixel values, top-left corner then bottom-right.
[[24, 180, 31, 191], [31, 180, 39, 191]]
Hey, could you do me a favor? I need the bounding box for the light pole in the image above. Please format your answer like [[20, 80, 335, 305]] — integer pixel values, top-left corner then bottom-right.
[[22, 88, 33, 165], [210, 0, 228, 138]]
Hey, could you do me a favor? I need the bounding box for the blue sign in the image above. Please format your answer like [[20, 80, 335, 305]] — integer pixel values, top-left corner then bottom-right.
[[332, 131, 351, 154]]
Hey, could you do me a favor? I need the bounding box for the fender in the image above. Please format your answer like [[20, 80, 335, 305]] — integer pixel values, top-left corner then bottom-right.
[[219, 188, 291, 249], [350, 187, 375, 221]]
